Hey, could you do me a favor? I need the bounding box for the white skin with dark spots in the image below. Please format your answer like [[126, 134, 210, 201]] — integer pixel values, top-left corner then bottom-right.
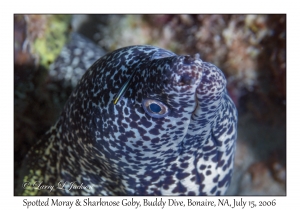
[[20, 45, 237, 196]]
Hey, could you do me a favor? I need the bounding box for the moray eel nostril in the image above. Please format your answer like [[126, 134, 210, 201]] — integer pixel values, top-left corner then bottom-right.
[[182, 55, 194, 65]]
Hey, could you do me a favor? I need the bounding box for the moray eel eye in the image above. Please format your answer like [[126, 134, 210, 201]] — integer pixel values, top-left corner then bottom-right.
[[142, 99, 169, 118]]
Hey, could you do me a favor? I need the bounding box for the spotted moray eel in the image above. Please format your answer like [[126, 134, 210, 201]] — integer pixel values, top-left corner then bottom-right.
[[19, 45, 238, 196]]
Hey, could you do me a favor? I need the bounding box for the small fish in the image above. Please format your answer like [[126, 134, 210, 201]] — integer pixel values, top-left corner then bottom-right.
[[19, 45, 237, 195]]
